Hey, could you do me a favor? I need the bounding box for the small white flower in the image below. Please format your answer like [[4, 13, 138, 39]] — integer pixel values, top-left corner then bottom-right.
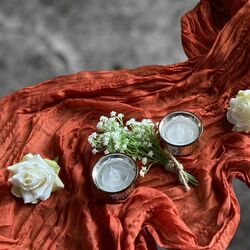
[[92, 132, 97, 139], [122, 144, 127, 151], [140, 166, 147, 177], [103, 138, 109, 146], [92, 148, 98, 154], [118, 113, 124, 118], [88, 136, 93, 144], [104, 149, 109, 155], [126, 118, 136, 126], [114, 122, 120, 127], [104, 132, 111, 137], [112, 132, 120, 140], [97, 121, 103, 130], [100, 116, 108, 122], [110, 111, 116, 117], [142, 119, 152, 125], [142, 157, 147, 165], [148, 151, 153, 157], [148, 143, 152, 147]]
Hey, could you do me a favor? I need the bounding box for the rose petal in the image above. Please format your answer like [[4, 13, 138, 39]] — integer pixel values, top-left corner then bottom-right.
[[227, 110, 235, 124], [31, 173, 55, 197], [8, 161, 34, 173], [38, 183, 53, 201], [8, 175, 21, 186], [11, 186, 22, 198], [22, 153, 34, 162], [31, 199, 39, 204], [20, 188, 39, 204], [52, 176, 64, 191], [33, 154, 50, 167], [44, 159, 60, 175], [7, 164, 20, 173], [233, 124, 250, 132]]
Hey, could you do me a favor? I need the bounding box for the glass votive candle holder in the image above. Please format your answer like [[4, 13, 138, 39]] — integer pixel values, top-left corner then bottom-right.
[[159, 111, 203, 156], [91, 153, 138, 202]]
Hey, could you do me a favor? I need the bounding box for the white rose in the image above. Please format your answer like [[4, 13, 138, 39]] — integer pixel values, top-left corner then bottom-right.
[[7, 153, 64, 204], [227, 90, 250, 132]]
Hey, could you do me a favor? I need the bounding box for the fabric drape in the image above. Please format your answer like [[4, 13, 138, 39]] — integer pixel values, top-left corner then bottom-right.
[[0, 0, 249, 249]]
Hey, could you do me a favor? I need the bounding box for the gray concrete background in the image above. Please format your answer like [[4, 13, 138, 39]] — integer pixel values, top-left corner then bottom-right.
[[0, 1, 249, 249]]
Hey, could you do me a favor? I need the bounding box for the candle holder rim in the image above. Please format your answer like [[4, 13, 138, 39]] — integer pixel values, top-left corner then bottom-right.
[[91, 153, 138, 194], [158, 110, 203, 147]]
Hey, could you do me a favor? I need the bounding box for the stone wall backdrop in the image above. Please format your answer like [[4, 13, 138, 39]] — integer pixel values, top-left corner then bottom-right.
[[0, 1, 249, 249]]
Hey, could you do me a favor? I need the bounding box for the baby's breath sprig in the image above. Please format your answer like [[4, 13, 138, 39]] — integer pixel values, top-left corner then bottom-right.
[[88, 111, 197, 191]]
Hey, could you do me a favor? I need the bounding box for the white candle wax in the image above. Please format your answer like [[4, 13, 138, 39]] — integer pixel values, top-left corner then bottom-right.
[[162, 115, 199, 146], [94, 157, 136, 192]]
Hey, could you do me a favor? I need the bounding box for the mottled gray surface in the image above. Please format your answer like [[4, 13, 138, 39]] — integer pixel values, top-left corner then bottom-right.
[[0, 0, 194, 95], [0, 1, 249, 249]]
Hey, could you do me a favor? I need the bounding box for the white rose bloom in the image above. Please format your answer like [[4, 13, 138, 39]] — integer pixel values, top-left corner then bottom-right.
[[7, 153, 64, 204], [227, 90, 250, 132]]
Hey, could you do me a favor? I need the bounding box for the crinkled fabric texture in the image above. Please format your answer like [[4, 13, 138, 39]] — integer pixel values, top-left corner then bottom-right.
[[0, 0, 250, 249]]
